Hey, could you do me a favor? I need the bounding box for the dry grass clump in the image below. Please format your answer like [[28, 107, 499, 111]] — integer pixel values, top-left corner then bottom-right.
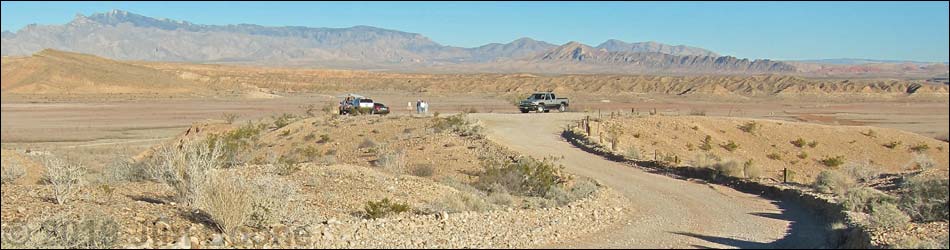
[[41, 155, 87, 205], [248, 175, 300, 228], [196, 171, 254, 234], [153, 139, 225, 205], [375, 149, 408, 173], [1, 157, 25, 185]]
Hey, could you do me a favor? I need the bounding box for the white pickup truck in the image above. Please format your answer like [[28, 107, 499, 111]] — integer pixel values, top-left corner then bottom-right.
[[518, 92, 570, 113]]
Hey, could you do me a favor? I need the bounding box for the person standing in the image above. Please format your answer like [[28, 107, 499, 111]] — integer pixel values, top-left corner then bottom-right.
[[415, 99, 422, 114]]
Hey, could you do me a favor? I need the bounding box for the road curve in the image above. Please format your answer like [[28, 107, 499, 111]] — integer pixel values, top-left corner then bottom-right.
[[472, 113, 830, 249]]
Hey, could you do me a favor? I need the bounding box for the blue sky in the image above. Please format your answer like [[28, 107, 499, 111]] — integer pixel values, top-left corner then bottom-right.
[[2, 1, 948, 62]]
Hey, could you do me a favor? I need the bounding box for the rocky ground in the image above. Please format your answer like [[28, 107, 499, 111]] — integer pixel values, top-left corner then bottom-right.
[[0, 113, 630, 249]]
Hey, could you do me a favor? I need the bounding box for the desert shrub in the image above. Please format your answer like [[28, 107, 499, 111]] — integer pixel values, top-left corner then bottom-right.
[[882, 141, 902, 149], [1, 157, 25, 185], [100, 156, 151, 184], [273, 155, 300, 176], [692, 153, 722, 169], [704, 159, 742, 178], [737, 121, 760, 134], [272, 113, 297, 129], [842, 162, 880, 183], [522, 197, 558, 209], [376, 150, 407, 173], [807, 140, 819, 148], [605, 123, 624, 151], [543, 186, 573, 206], [197, 171, 253, 234], [410, 164, 435, 177], [861, 129, 877, 138], [698, 135, 714, 151], [688, 109, 707, 116], [430, 191, 493, 214], [819, 155, 845, 168], [155, 139, 224, 206], [625, 145, 641, 160], [364, 198, 411, 219], [797, 151, 809, 160], [766, 153, 782, 161], [869, 203, 911, 229], [463, 107, 478, 114], [743, 159, 761, 179], [432, 114, 483, 137], [813, 170, 855, 195], [14, 213, 120, 249], [720, 140, 739, 152], [907, 154, 936, 171], [41, 156, 87, 205], [898, 176, 949, 222], [476, 156, 567, 197], [908, 143, 930, 153], [359, 138, 378, 149], [317, 134, 331, 144], [790, 138, 807, 148], [248, 176, 300, 228], [841, 187, 898, 214], [570, 178, 599, 199], [486, 191, 514, 206], [208, 121, 265, 167], [222, 113, 239, 124], [301, 104, 318, 118]]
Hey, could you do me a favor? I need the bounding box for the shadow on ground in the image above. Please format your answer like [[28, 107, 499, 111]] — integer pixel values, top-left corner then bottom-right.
[[672, 199, 835, 249]]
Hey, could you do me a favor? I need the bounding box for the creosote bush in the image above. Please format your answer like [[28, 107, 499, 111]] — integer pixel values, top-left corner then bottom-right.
[[737, 121, 760, 134], [431, 114, 483, 138], [475, 156, 567, 197], [364, 198, 411, 219], [819, 155, 845, 168]]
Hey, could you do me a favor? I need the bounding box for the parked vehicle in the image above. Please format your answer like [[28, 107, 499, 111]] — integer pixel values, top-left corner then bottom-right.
[[339, 94, 389, 115], [518, 92, 570, 113]]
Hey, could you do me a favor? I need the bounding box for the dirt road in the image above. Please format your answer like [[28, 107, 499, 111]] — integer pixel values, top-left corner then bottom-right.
[[473, 113, 831, 249]]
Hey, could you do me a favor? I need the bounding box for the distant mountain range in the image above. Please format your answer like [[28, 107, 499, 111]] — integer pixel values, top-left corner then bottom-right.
[[1, 9, 946, 76]]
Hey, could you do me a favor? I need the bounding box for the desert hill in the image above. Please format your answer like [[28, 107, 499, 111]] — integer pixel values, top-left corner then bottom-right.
[[0, 49, 208, 95]]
